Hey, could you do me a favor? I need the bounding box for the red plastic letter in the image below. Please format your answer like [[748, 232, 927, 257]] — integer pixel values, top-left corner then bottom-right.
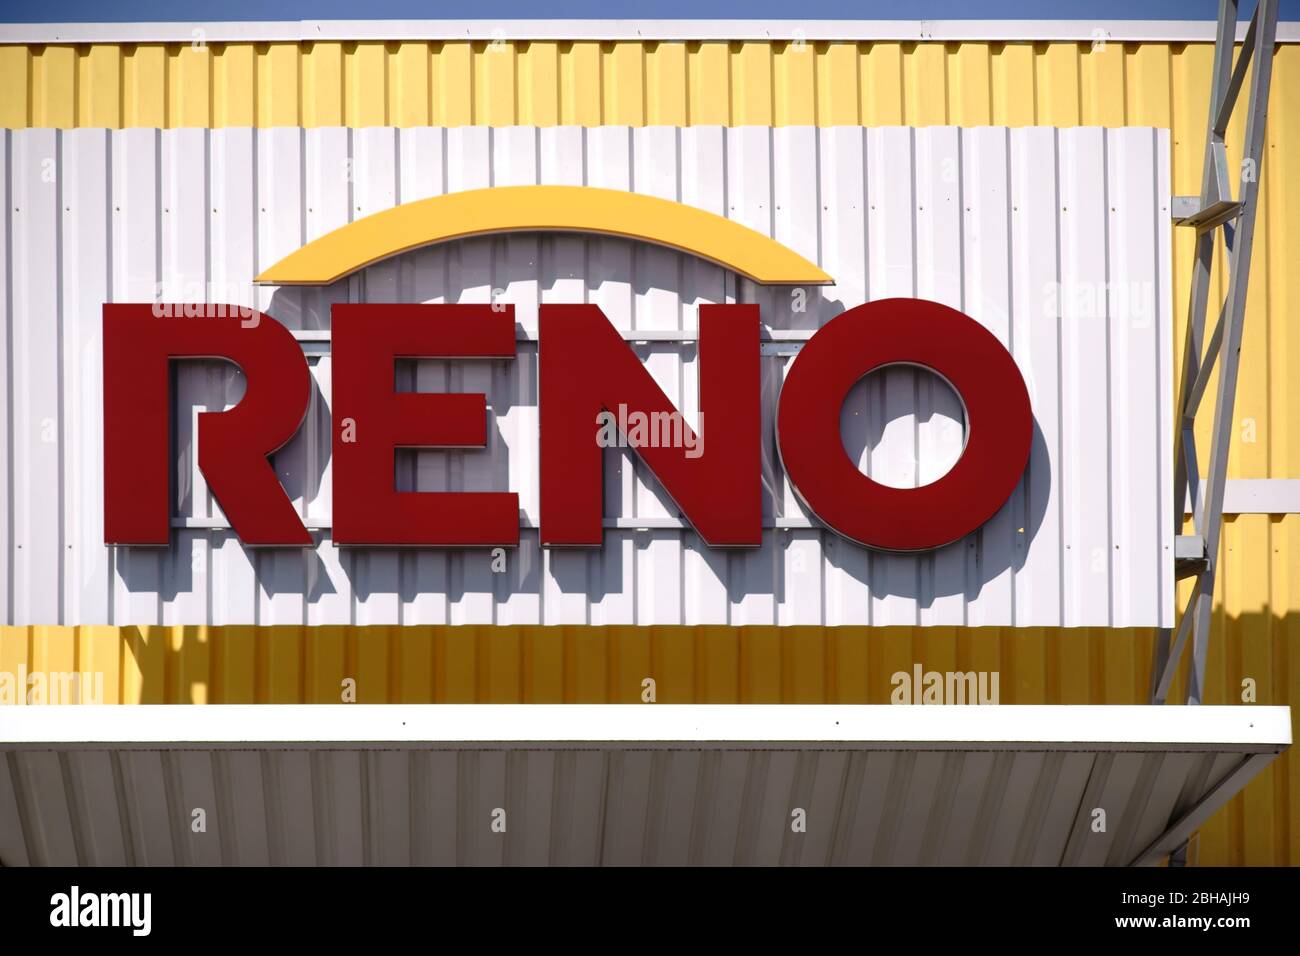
[[331, 304, 519, 546], [777, 298, 1032, 551], [539, 304, 760, 547], [103, 305, 312, 546]]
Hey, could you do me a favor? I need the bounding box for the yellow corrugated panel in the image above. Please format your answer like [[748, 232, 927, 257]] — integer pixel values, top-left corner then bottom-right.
[[687, 41, 729, 124], [564, 42, 602, 126], [436, 42, 473, 127], [514, 42, 553, 127], [604, 42, 646, 126], [14, 625, 1201, 706], [1082, 40, 1126, 126], [0, 46, 29, 127], [0, 40, 1288, 130], [258, 43, 301, 127], [213, 43, 255, 126], [302, 41, 344, 127], [903, 41, 948, 125], [646, 41, 687, 126], [168, 45, 212, 127], [949, 43, 992, 125], [811, 43, 854, 126], [124, 45, 167, 127], [474, 41, 514, 127], [390, 41, 430, 128], [1034, 43, 1082, 126], [32, 45, 76, 128], [990, 43, 1035, 126], [1268, 46, 1299, 478], [860, 42, 904, 124], [81, 46, 123, 128], [773, 42, 814, 126], [346, 42, 387, 127], [1126, 43, 1173, 125], [729, 42, 771, 125]]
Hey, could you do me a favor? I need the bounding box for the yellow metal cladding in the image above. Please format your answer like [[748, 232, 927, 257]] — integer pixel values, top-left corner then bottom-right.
[[0, 39, 1260, 129], [2, 38, 1299, 867]]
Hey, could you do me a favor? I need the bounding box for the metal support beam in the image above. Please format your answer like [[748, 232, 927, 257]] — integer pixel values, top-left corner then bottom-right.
[[1154, 0, 1278, 711], [1131, 752, 1283, 866]]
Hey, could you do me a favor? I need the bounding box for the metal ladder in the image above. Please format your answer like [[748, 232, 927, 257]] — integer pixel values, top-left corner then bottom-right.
[[1148, 0, 1281, 867], [1152, 0, 1280, 708]]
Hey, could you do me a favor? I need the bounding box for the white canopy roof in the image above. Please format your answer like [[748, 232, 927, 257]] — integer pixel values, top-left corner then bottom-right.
[[0, 704, 1288, 867]]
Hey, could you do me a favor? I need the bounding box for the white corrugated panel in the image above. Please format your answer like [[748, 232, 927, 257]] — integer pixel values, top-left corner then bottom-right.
[[0, 705, 1286, 866], [0, 126, 1174, 628]]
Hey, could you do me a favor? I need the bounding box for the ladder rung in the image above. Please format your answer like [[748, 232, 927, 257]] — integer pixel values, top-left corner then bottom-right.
[[1174, 534, 1208, 578], [1176, 199, 1242, 230]]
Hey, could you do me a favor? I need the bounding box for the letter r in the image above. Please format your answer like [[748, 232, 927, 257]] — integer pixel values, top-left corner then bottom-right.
[[102, 305, 312, 546]]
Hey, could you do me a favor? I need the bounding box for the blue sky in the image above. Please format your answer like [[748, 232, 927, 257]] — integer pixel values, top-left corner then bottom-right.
[[1, 0, 1294, 23]]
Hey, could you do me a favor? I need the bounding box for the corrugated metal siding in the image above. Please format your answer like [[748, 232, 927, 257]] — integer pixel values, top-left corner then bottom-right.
[[0, 33, 1297, 866], [0, 39, 1280, 131], [0, 741, 1252, 866], [0, 124, 1174, 628]]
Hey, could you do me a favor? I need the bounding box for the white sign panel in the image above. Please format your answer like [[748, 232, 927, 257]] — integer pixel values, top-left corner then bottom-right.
[[0, 125, 1173, 628]]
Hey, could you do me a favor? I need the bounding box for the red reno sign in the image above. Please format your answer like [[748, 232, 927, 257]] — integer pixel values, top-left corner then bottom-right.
[[103, 297, 1032, 554]]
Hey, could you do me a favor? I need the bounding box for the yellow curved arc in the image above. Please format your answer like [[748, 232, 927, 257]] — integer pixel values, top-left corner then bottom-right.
[[254, 185, 832, 287]]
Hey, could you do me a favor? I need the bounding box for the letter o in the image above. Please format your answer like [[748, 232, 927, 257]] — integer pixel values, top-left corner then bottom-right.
[[777, 298, 1032, 551]]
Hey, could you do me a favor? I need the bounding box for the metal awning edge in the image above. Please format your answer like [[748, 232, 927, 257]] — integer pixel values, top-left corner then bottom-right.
[[0, 704, 1289, 751]]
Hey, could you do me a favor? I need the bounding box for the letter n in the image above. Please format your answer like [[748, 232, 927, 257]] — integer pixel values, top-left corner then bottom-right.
[[539, 304, 760, 546]]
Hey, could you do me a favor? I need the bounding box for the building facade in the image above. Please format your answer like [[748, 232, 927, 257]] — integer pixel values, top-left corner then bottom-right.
[[0, 20, 1297, 865]]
